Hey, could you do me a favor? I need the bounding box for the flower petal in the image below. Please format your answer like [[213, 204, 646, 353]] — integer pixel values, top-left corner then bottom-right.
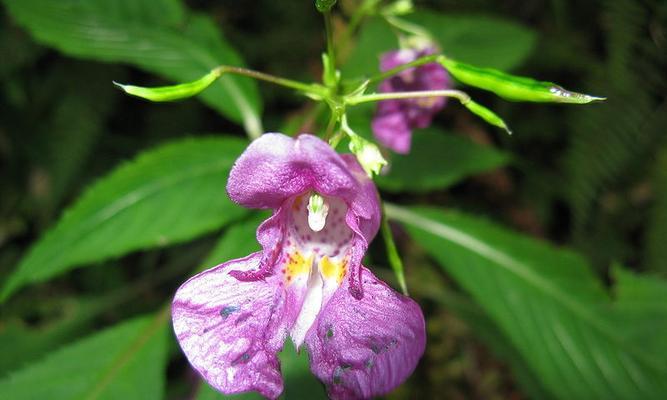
[[305, 266, 426, 399], [172, 253, 289, 399], [372, 47, 452, 155], [371, 111, 412, 154], [227, 133, 359, 209]]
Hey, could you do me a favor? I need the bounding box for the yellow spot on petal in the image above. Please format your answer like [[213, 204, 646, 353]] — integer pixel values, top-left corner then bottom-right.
[[320, 256, 347, 285], [285, 250, 313, 285]]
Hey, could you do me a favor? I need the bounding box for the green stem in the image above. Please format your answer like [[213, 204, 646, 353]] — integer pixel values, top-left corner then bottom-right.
[[347, 89, 471, 105], [365, 54, 440, 85], [381, 202, 408, 295], [383, 14, 433, 40], [324, 11, 337, 79], [324, 111, 338, 141], [215, 66, 326, 97]]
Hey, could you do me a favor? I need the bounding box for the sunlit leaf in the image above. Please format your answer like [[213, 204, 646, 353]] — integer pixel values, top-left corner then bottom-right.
[[4, 0, 262, 133], [0, 314, 169, 400], [1, 137, 248, 302], [440, 57, 605, 104], [387, 205, 667, 400]]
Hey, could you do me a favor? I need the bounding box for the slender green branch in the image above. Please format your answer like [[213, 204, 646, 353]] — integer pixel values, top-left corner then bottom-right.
[[383, 14, 433, 41], [365, 54, 440, 85], [324, 11, 336, 80], [346, 89, 471, 105], [381, 202, 408, 295], [215, 66, 326, 96], [324, 111, 338, 141]]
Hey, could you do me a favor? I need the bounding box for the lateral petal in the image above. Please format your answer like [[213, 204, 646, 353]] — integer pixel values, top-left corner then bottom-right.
[[305, 266, 426, 399], [172, 253, 288, 399]]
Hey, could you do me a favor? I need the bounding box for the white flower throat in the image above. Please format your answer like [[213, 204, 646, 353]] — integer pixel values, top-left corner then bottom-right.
[[281, 193, 353, 347]]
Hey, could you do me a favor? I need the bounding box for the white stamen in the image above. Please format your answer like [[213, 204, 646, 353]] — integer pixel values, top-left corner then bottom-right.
[[307, 193, 329, 232]]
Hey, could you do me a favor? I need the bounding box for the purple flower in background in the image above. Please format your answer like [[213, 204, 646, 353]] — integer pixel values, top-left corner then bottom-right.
[[372, 47, 451, 154], [172, 133, 425, 399]]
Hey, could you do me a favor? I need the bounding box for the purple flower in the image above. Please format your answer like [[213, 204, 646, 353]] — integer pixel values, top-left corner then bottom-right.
[[172, 133, 426, 399], [372, 47, 451, 154]]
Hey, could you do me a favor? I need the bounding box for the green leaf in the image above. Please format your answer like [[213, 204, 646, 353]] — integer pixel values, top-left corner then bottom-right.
[[387, 205, 667, 400], [198, 212, 269, 273], [0, 296, 99, 376], [440, 57, 605, 104], [342, 17, 398, 78], [417, 272, 555, 400], [406, 11, 537, 70], [4, 0, 262, 133], [376, 129, 510, 193], [1, 137, 248, 302], [195, 342, 327, 399], [40, 63, 121, 211], [0, 313, 169, 400], [114, 68, 222, 102]]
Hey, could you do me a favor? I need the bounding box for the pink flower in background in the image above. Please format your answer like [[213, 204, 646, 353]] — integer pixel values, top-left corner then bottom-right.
[[372, 47, 451, 154], [172, 133, 425, 399]]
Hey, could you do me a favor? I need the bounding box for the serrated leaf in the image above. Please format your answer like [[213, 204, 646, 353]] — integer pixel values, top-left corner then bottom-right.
[[376, 129, 510, 193], [0, 314, 169, 400], [1, 137, 248, 302], [406, 11, 536, 70], [440, 57, 605, 104], [387, 204, 667, 400], [4, 0, 262, 133]]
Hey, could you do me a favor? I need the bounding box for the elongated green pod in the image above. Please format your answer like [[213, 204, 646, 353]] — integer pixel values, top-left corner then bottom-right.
[[114, 68, 223, 102], [439, 57, 605, 104]]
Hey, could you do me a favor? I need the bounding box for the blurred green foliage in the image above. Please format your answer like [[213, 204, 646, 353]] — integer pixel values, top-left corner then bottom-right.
[[0, 0, 666, 399]]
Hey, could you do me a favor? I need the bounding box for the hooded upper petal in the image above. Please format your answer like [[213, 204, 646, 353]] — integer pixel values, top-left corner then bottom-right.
[[227, 134, 359, 210], [305, 266, 426, 399], [172, 253, 290, 399]]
